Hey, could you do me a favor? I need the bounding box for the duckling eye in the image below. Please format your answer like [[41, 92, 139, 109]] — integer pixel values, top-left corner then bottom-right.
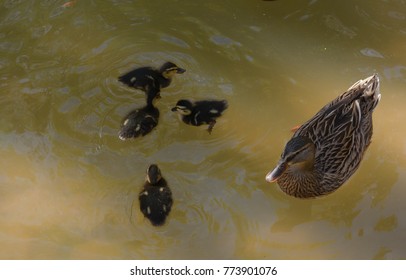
[[164, 68, 178, 76], [165, 67, 177, 73], [175, 106, 191, 115]]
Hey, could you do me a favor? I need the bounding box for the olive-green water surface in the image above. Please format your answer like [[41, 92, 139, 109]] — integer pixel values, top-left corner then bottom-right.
[[0, 0, 405, 259]]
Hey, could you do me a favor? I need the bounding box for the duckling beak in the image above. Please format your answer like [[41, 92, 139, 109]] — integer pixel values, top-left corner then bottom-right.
[[176, 67, 186, 74], [265, 161, 288, 183], [171, 106, 178, 112]]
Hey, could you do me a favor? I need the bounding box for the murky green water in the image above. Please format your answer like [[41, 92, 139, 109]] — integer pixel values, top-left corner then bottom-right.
[[0, 0, 405, 259]]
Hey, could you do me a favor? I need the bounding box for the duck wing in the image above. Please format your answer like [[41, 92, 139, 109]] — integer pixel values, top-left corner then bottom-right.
[[294, 75, 380, 185]]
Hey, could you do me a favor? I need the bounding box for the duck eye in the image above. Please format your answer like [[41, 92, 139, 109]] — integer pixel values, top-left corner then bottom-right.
[[285, 154, 295, 162]]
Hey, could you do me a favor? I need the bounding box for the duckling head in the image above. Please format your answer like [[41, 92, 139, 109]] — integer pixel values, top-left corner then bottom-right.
[[160, 62, 186, 79], [146, 164, 162, 185], [266, 136, 315, 182], [171, 99, 193, 115]]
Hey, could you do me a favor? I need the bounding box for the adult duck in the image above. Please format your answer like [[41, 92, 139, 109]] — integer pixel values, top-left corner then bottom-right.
[[266, 74, 381, 198]]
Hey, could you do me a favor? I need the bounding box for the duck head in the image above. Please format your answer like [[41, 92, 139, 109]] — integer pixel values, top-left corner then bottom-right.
[[160, 62, 186, 79], [266, 136, 316, 182], [171, 99, 193, 115], [146, 164, 162, 185]]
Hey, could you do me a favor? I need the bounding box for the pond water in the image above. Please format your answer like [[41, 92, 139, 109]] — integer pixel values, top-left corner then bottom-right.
[[0, 0, 405, 259]]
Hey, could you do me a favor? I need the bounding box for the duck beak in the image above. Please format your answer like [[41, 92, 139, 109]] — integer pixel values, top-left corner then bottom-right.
[[176, 67, 186, 74], [265, 160, 287, 183], [171, 107, 177, 112]]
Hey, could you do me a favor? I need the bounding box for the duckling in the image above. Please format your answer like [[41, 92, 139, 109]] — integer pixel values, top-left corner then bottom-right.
[[139, 164, 173, 226], [171, 99, 228, 134], [118, 62, 186, 101], [118, 100, 159, 140]]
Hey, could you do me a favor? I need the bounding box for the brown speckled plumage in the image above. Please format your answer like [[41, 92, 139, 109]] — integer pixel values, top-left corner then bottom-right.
[[266, 74, 381, 198]]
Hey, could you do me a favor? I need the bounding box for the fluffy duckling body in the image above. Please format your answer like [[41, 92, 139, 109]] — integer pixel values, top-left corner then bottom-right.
[[139, 164, 173, 226], [118, 62, 185, 102], [118, 102, 159, 140], [171, 99, 228, 134]]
